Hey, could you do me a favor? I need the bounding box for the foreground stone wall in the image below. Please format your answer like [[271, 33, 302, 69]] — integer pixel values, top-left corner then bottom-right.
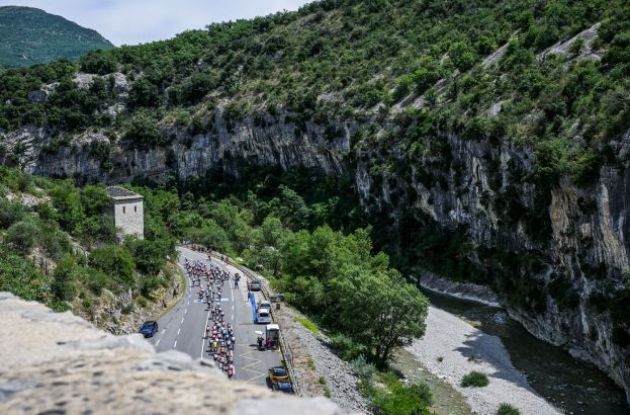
[[0, 293, 352, 415]]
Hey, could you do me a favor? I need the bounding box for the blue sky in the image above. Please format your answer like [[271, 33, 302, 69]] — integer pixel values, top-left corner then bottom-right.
[[0, 0, 313, 45]]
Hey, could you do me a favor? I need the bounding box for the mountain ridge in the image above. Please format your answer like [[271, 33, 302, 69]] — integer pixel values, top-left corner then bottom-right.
[[0, 6, 113, 68]]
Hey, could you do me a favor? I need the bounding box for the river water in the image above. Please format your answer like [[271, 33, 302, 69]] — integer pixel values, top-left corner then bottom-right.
[[423, 289, 629, 415]]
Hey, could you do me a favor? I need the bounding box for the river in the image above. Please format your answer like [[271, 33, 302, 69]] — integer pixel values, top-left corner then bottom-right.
[[423, 289, 629, 415]]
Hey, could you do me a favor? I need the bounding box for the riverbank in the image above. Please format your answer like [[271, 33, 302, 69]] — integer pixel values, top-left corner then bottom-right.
[[392, 349, 474, 415], [416, 273, 501, 307], [406, 305, 561, 415]]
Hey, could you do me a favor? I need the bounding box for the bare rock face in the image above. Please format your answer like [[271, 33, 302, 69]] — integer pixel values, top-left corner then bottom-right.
[[0, 293, 353, 415]]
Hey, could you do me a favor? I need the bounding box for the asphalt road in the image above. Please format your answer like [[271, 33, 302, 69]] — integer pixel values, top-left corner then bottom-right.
[[149, 246, 281, 387]]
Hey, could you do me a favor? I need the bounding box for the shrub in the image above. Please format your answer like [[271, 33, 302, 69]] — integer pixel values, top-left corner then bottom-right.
[[0, 199, 27, 228], [51, 254, 79, 301], [124, 112, 164, 147], [41, 229, 72, 260], [6, 220, 39, 254], [330, 334, 368, 361], [449, 41, 477, 71], [89, 245, 135, 289], [84, 269, 109, 295], [369, 372, 432, 415], [139, 274, 166, 299], [498, 403, 520, 415], [349, 355, 376, 381], [0, 247, 50, 303], [136, 296, 148, 308], [461, 371, 489, 387], [128, 78, 161, 108]]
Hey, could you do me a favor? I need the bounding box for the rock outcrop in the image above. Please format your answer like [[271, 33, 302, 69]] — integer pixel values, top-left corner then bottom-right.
[[0, 293, 352, 415], [0, 104, 349, 184]]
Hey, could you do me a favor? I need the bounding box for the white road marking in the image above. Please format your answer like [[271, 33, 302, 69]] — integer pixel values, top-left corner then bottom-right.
[[173, 340, 178, 348], [201, 308, 211, 359], [155, 338, 161, 347], [181, 317, 185, 325], [177, 328, 181, 335], [161, 329, 166, 334]]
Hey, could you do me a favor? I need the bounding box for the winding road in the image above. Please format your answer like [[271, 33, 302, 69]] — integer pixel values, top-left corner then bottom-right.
[[149, 246, 282, 386]]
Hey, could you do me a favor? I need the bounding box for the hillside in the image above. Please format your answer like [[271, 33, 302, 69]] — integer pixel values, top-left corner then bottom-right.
[[0, 6, 112, 68], [0, 167, 179, 332], [0, 0, 630, 405]]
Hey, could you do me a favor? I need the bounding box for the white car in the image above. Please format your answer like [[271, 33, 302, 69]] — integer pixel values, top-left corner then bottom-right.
[[257, 308, 272, 324]]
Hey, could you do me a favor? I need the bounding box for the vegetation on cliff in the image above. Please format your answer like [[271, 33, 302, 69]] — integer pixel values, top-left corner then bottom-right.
[[0, 0, 627, 183], [0, 6, 112, 69]]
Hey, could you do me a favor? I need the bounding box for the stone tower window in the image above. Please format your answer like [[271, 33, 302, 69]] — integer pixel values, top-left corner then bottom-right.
[[134, 206, 137, 213], [123, 206, 126, 214]]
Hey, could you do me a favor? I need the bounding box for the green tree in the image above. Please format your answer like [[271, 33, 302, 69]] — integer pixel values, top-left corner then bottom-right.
[[129, 77, 161, 108], [185, 219, 232, 253], [51, 254, 79, 301], [260, 215, 285, 247], [125, 237, 171, 275], [50, 181, 85, 232], [332, 267, 428, 365], [449, 41, 477, 71], [80, 50, 117, 75]]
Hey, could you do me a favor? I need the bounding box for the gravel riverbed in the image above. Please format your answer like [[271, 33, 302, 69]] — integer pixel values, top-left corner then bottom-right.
[[407, 306, 561, 415]]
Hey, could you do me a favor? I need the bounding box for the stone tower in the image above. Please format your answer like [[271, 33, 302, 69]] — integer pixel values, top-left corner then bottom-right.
[[106, 186, 144, 240]]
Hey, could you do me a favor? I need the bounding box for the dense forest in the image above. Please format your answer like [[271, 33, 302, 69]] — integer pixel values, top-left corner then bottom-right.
[[0, 6, 112, 68]]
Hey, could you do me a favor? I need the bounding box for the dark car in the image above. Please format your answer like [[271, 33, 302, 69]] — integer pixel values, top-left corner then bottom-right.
[[268, 366, 289, 383], [249, 279, 262, 291], [139, 321, 158, 338], [272, 380, 294, 394]]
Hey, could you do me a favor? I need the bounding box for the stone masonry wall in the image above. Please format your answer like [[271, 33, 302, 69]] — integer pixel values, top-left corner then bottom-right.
[[0, 293, 353, 415]]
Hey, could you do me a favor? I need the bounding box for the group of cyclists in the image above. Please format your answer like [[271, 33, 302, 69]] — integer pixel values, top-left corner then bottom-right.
[[183, 257, 238, 378]]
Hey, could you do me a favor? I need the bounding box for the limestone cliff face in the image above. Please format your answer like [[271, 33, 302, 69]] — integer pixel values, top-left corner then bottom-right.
[[0, 292, 351, 415], [1, 105, 350, 183], [355, 128, 630, 403]]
